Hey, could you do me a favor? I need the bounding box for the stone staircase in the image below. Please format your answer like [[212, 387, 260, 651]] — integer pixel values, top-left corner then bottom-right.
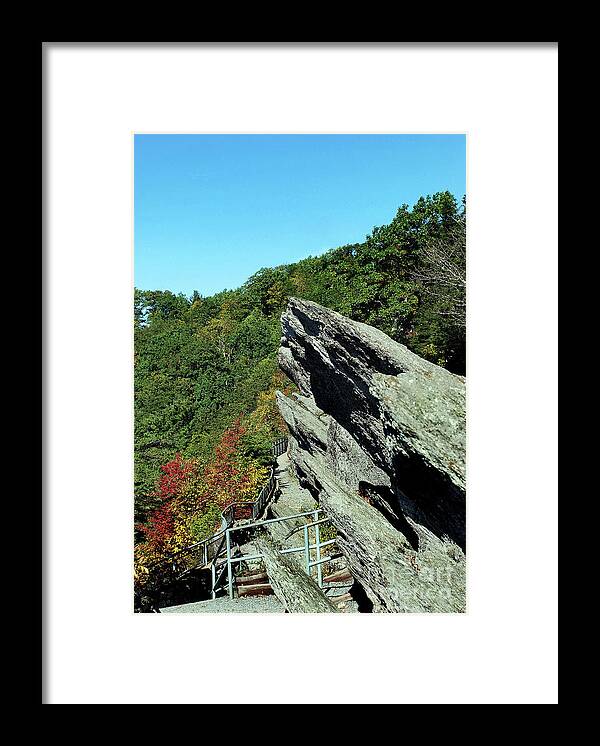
[[232, 564, 356, 611], [235, 568, 274, 598]]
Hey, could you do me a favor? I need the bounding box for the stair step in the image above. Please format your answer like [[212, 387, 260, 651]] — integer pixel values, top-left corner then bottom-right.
[[236, 572, 269, 586], [237, 583, 274, 598], [332, 592, 353, 605], [323, 568, 353, 584]]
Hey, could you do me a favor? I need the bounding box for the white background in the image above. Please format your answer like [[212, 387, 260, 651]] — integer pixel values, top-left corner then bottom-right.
[[44, 43, 558, 704]]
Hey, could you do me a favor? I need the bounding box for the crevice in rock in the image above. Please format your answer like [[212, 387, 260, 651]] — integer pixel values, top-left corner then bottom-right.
[[358, 481, 420, 550], [389, 452, 466, 551], [335, 331, 407, 377], [350, 577, 374, 613], [293, 308, 324, 337], [294, 428, 316, 456], [296, 468, 322, 503], [304, 345, 378, 432]]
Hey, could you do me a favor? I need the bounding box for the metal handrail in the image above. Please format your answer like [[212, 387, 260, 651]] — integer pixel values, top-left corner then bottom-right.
[[272, 436, 288, 458], [228, 539, 336, 564], [284, 516, 331, 540], [205, 436, 288, 598], [229, 508, 323, 533], [218, 508, 335, 598], [207, 509, 329, 596], [219, 465, 274, 529]]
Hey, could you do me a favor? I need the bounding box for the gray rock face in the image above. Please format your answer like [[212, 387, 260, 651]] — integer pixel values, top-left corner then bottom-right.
[[277, 298, 466, 613], [256, 532, 338, 613]]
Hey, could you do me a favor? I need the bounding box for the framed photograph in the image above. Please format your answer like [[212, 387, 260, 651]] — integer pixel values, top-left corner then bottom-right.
[[43, 42, 558, 704]]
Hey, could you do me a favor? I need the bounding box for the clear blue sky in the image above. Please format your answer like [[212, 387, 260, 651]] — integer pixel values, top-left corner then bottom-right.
[[134, 134, 465, 297]]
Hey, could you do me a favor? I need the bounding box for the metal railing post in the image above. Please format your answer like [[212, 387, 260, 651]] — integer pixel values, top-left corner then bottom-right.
[[304, 524, 310, 576], [211, 562, 216, 600], [226, 529, 234, 600], [314, 510, 322, 588]]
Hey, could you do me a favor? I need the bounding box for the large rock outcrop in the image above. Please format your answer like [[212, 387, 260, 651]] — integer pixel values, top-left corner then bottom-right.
[[276, 298, 466, 613]]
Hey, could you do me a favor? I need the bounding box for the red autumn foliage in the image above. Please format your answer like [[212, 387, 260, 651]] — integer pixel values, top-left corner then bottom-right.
[[155, 453, 197, 500], [137, 419, 261, 558], [198, 420, 250, 508], [138, 454, 197, 550], [138, 501, 175, 548]]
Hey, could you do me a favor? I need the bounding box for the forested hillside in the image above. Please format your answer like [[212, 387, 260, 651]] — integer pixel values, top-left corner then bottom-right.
[[134, 192, 465, 591]]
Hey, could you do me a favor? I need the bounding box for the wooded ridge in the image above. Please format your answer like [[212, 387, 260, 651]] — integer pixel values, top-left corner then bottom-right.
[[134, 192, 466, 602]]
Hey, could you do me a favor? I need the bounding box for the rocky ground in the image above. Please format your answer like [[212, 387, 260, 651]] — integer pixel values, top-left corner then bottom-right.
[[159, 596, 285, 613]]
